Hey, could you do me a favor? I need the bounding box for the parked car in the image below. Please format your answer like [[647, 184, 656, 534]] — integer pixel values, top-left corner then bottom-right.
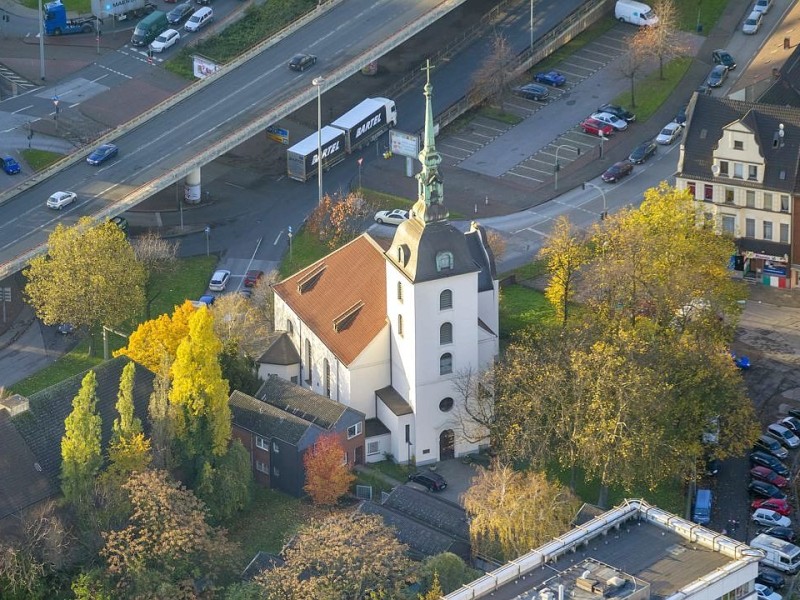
[[167, 1, 193, 24], [512, 83, 549, 101], [656, 122, 683, 145], [707, 65, 728, 88], [534, 70, 566, 86], [752, 508, 792, 528], [752, 498, 791, 515], [749, 480, 787, 500], [712, 49, 736, 69], [591, 112, 628, 131], [150, 28, 180, 52], [629, 140, 657, 164], [674, 105, 688, 125], [57, 323, 75, 335], [1, 156, 20, 175], [184, 7, 212, 31], [86, 143, 118, 166], [706, 457, 721, 476], [288, 53, 317, 72], [743, 10, 763, 34], [109, 216, 128, 234], [754, 434, 790, 459], [750, 451, 790, 477], [754, 0, 772, 14], [788, 407, 800, 420], [580, 118, 614, 137], [751, 466, 789, 488], [767, 423, 800, 449], [757, 570, 785, 590], [374, 209, 409, 225], [191, 294, 215, 308], [208, 269, 231, 291], [756, 583, 782, 600], [601, 161, 633, 183], [243, 269, 264, 287], [731, 352, 750, 369], [779, 416, 800, 434], [762, 527, 797, 543], [46, 191, 77, 210], [597, 103, 635, 122], [408, 471, 447, 491]]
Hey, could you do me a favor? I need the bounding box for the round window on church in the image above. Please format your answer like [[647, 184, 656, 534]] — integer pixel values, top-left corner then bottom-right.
[[439, 397, 454, 412]]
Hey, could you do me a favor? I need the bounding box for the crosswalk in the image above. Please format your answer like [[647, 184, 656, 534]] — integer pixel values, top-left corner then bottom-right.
[[0, 64, 38, 95]]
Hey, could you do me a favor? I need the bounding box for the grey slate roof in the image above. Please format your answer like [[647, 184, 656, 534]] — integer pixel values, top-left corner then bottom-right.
[[465, 222, 497, 292], [382, 484, 470, 541], [257, 332, 300, 366], [11, 357, 154, 485], [375, 385, 413, 416], [359, 500, 457, 559], [365, 417, 390, 437], [679, 94, 800, 193], [229, 390, 318, 445], [256, 376, 359, 430], [0, 410, 55, 520], [759, 45, 800, 108]]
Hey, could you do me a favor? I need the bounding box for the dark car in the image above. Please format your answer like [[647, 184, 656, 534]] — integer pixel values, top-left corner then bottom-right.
[[779, 416, 800, 434], [629, 140, 657, 164], [534, 70, 566, 87], [748, 480, 786, 500], [751, 466, 788, 488], [167, 2, 193, 24], [712, 49, 736, 70], [408, 470, 447, 492], [601, 161, 633, 183], [109, 216, 128, 234], [707, 65, 728, 88], [750, 451, 790, 477], [754, 434, 789, 460], [512, 83, 549, 101], [1, 156, 21, 175], [57, 323, 75, 335], [789, 407, 800, 420], [705, 457, 721, 476], [757, 570, 785, 590], [674, 104, 688, 125], [597, 103, 636, 122], [288, 53, 317, 72], [762, 527, 797, 543], [86, 143, 118, 166], [244, 269, 264, 287]]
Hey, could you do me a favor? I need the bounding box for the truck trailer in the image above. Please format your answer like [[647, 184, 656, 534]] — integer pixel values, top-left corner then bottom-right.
[[286, 126, 347, 182], [43, 0, 155, 35], [329, 97, 397, 154]]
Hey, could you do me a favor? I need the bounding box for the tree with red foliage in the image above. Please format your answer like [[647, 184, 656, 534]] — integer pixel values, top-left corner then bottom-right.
[[303, 433, 356, 506]]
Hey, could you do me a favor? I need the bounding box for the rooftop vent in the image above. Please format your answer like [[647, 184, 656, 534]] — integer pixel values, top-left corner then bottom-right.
[[297, 264, 326, 294], [0, 394, 29, 417], [333, 301, 364, 332], [773, 123, 785, 149]]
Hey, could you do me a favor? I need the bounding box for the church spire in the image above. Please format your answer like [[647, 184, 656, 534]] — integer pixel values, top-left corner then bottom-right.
[[411, 60, 448, 224]]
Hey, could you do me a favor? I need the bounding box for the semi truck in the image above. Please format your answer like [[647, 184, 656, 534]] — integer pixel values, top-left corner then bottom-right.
[[286, 126, 347, 182], [329, 97, 397, 153], [43, 0, 156, 35]]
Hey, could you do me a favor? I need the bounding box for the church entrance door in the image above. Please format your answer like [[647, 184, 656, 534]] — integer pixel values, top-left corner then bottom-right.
[[439, 429, 455, 460]]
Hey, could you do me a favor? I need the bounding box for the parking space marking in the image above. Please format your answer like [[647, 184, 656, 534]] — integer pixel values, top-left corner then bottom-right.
[[437, 149, 467, 161], [580, 48, 612, 60], [439, 141, 479, 154], [515, 164, 553, 176], [471, 122, 509, 134], [449, 136, 484, 146], [570, 54, 606, 65], [591, 40, 628, 52], [504, 171, 544, 182], [561, 62, 595, 74]]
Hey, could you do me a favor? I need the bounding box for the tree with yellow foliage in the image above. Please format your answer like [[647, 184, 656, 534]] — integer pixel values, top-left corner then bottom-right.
[[114, 301, 195, 372], [61, 371, 103, 507], [539, 216, 590, 325]]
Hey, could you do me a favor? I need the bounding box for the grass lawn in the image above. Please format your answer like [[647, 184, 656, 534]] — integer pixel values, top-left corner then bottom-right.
[[674, 0, 728, 34], [10, 342, 101, 397], [613, 56, 692, 122], [499, 283, 555, 339], [479, 106, 523, 125], [21, 0, 90, 12], [21, 149, 64, 172], [370, 459, 412, 482]]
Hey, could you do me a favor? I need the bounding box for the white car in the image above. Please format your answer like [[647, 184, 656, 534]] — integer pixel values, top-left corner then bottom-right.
[[743, 10, 762, 34], [656, 122, 683, 145], [752, 508, 792, 528], [590, 112, 628, 131], [753, 0, 772, 14], [208, 269, 231, 291], [374, 209, 410, 225], [46, 191, 77, 210], [185, 7, 213, 32], [150, 28, 180, 53], [767, 423, 800, 449], [756, 584, 782, 600]]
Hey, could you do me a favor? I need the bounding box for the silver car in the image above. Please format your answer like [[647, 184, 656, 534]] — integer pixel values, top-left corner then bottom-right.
[[743, 10, 762, 34]]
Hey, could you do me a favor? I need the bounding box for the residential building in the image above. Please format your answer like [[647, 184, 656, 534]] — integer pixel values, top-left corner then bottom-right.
[[676, 93, 800, 288], [264, 72, 499, 465], [445, 499, 763, 600], [229, 376, 365, 497]]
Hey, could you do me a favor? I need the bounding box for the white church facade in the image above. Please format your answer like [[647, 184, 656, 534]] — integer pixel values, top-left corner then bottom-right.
[[263, 72, 499, 465]]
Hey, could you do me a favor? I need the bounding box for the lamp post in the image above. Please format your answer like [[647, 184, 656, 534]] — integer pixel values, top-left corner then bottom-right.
[[204, 226, 210, 256], [582, 181, 607, 221], [598, 132, 607, 159], [313, 76, 325, 206], [38, 0, 45, 80], [554, 144, 580, 191], [530, 0, 534, 53]]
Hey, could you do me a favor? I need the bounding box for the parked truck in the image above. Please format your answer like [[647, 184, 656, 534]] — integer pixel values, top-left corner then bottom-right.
[[329, 97, 397, 153], [286, 126, 347, 182], [43, 0, 155, 35]]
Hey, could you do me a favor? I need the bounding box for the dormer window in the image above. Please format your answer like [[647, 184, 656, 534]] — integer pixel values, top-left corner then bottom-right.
[[436, 251, 453, 272], [734, 140, 743, 150]]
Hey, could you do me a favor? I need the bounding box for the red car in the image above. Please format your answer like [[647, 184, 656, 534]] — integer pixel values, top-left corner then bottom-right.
[[580, 118, 614, 137], [243, 269, 264, 287], [752, 498, 792, 516], [751, 466, 789, 489]]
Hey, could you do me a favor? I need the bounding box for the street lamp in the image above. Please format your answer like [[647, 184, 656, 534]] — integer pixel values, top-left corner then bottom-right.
[[38, 0, 45, 80], [554, 144, 580, 191], [598, 132, 607, 159], [582, 181, 607, 221], [204, 226, 210, 256], [313, 76, 325, 206], [530, 0, 534, 53]]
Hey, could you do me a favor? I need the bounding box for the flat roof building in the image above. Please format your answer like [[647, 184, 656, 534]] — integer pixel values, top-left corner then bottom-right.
[[445, 499, 763, 600]]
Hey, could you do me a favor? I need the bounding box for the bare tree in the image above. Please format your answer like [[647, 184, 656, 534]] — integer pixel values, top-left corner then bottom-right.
[[249, 271, 276, 333], [211, 293, 274, 358], [619, 28, 650, 107], [645, 0, 687, 80], [469, 34, 516, 110], [132, 233, 180, 319], [450, 367, 495, 446]]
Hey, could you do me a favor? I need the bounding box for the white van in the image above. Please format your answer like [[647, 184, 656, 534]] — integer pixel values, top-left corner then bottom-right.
[[615, 0, 659, 26], [750, 534, 800, 574], [185, 7, 212, 32]]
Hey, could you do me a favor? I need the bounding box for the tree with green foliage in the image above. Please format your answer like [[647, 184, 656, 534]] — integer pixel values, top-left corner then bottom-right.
[[538, 216, 590, 326], [418, 553, 479, 596], [108, 362, 151, 474], [71, 569, 113, 600], [148, 355, 174, 470], [169, 307, 231, 462], [419, 571, 443, 600], [219, 341, 261, 396], [25, 218, 146, 352], [195, 440, 253, 523], [61, 371, 103, 506]]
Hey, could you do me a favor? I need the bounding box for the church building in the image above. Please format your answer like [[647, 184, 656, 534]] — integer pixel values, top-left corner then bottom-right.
[[263, 72, 500, 465]]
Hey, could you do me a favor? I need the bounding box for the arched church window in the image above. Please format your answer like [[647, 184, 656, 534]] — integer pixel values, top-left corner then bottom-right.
[[440, 289, 452, 310], [398, 314, 404, 337], [439, 353, 453, 375], [440, 322, 453, 345]]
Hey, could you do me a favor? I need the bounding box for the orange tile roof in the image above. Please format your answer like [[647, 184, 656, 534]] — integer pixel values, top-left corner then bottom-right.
[[272, 234, 387, 366]]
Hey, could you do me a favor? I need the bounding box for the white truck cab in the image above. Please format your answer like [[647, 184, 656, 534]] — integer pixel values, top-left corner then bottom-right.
[[615, 0, 659, 26]]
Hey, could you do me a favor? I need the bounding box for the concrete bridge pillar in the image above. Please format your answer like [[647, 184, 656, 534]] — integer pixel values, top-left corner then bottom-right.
[[184, 168, 201, 204]]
